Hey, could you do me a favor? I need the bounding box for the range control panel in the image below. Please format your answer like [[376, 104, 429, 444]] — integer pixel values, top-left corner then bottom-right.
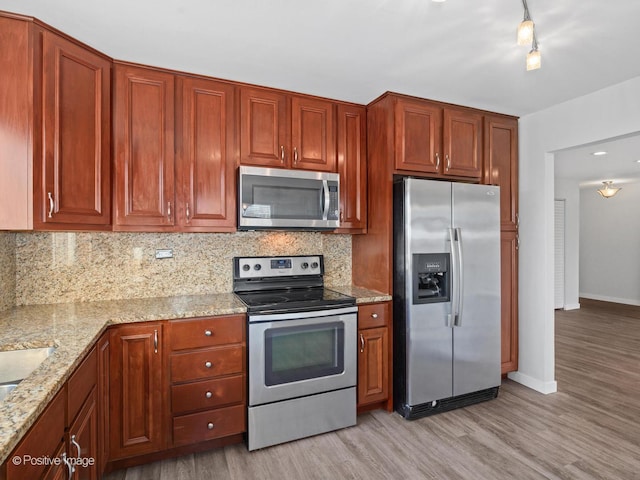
[[234, 255, 323, 279]]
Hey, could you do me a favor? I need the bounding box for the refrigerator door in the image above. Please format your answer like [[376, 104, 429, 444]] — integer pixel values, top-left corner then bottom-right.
[[451, 182, 501, 396], [404, 178, 453, 406]]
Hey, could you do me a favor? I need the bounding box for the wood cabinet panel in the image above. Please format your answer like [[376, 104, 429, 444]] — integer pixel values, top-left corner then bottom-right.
[[172, 404, 245, 447], [109, 323, 165, 460], [240, 87, 289, 167], [67, 346, 97, 423], [501, 230, 519, 374], [443, 108, 482, 178], [97, 333, 110, 474], [169, 315, 244, 351], [113, 64, 175, 228], [176, 77, 236, 231], [39, 31, 111, 228], [291, 96, 336, 171], [484, 115, 519, 230], [171, 375, 244, 415], [358, 302, 390, 330], [335, 104, 367, 232], [170, 346, 243, 383], [69, 388, 98, 480], [357, 326, 389, 407], [395, 98, 441, 174]]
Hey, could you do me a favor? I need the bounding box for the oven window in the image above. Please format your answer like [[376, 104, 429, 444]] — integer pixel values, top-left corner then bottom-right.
[[264, 322, 344, 386]]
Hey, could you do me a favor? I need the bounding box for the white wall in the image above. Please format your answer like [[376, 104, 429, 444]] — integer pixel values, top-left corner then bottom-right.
[[514, 76, 640, 394], [554, 179, 581, 310], [579, 181, 640, 305]]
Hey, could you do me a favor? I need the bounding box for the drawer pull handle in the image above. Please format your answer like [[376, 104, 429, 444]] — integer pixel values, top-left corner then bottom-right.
[[205, 330, 212, 337], [371, 313, 378, 319], [207, 422, 215, 430], [205, 361, 213, 368], [205, 391, 213, 399]]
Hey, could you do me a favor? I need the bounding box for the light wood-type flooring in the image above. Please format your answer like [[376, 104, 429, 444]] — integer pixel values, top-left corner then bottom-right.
[[105, 299, 640, 479]]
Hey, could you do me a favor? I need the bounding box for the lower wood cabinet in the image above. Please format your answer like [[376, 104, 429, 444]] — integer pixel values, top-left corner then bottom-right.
[[501, 230, 519, 374], [357, 301, 392, 411]]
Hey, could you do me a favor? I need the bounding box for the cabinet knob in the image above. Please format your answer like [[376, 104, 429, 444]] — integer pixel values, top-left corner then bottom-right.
[[204, 330, 212, 337], [205, 361, 212, 368], [371, 313, 378, 319], [205, 391, 213, 399], [207, 422, 215, 430]]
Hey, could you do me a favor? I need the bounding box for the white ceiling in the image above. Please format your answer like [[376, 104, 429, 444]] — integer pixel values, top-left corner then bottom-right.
[[2, 0, 640, 117], [3, 0, 640, 183]]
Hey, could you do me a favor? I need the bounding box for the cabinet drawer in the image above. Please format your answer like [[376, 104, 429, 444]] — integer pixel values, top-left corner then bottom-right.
[[170, 345, 244, 383], [170, 315, 244, 351], [67, 346, 97, 422], [358, 302, 390, 329], [171, 375, 244, 415], [172, 404, 246, 447]]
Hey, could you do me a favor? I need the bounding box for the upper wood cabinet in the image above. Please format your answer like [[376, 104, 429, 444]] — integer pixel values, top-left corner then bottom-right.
[[394, 96, 482, 179], [113, 64, 237, 232], [335, 104, 367, 233], [240, 87, 336, 172], [484, 115, 519, 230], [176, 76, 237, 231], [0, 15, 111, 231], [113, 64, 176, 230]]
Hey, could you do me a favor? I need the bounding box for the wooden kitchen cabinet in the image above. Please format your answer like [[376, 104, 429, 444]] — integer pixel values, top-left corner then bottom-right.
[[0, 14, 111, 231], [357, 302, 392, 411], [501, 230, 519, 374], [240, 87, 336, 172], [168, 314, 246, 448], [335, 104, 367, 233], [108, 322, 166, 460], [394, 96, 482, 179], [113, 63, 175, 230]]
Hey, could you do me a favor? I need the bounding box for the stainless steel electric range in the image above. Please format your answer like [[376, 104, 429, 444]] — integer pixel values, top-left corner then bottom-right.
[[233, 255, 357, 451]]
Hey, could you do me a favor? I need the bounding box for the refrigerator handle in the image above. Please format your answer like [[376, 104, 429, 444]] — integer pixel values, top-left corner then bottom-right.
[[455, 227, 464, 327], [448, 228, 458, 328]]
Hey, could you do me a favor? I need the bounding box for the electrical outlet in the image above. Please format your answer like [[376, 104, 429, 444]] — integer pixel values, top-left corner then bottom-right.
[[155, 249, 173, 259]]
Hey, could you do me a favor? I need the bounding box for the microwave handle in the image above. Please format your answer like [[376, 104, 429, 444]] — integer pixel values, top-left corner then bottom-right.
[[321, 180, 330, 220]]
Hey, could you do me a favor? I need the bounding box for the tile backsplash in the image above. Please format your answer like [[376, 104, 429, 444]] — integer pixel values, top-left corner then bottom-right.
[[0, 233, 16, 311], [15, 231, 352, 306]]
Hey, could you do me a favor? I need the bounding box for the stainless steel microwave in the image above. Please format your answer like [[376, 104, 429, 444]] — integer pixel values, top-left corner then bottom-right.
[[238, 166, 340, 230]]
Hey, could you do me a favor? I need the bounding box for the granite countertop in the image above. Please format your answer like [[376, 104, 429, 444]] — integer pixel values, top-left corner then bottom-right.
[[0, 286, 390, 465]]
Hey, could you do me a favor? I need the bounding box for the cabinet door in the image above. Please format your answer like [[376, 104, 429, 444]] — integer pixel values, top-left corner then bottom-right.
[[357, 327, 389, 407], [501, 230, 519, 374], [39, 31, 111, 228], [109, 323, 165, 460], [177, 77, 236, 231], [484, 115, 519, 230], [443, 107, 483, 178], [336, 104, 366, 232], [291, 96, 336, 172], [394, 99, 442, 174], [97, 333, 110, 474], [69, 388, 98, 480], [113, 65, 175, 228], [240, 87, 289, 167]]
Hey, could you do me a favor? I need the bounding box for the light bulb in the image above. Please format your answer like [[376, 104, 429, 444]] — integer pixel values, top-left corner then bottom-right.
[[517, 20, 534, 45], [526, 48, 541, 71]]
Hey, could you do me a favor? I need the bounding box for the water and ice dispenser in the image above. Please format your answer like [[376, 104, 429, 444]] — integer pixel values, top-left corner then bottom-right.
[[412, 253, 450, 304]]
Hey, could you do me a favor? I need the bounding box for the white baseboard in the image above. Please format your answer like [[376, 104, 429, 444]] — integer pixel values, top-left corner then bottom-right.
[[507, 371, 557, 394], [563, 303, 580, 311], [579, 293, 640, 307]]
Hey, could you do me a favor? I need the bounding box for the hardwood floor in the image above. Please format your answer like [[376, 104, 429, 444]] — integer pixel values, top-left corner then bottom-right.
[[105, 299, 640, 479]]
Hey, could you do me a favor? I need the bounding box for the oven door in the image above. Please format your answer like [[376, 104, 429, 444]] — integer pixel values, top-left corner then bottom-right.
[[248, 306, 357, 406]]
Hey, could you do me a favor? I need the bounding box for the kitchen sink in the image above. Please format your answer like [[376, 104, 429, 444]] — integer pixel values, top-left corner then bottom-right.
[[0, 347, 56, 392]]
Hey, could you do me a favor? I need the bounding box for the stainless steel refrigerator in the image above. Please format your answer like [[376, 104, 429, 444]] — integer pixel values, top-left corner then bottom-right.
[[393, 178, 501, 420]]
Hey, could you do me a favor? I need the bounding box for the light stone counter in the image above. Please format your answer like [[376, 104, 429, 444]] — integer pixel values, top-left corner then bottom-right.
[[0, 293, 245, 465], [0, 286, 388, 465]]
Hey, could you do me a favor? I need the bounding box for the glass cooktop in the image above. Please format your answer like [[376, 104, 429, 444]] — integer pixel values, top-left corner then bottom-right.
[[235, 287, 355, 314]]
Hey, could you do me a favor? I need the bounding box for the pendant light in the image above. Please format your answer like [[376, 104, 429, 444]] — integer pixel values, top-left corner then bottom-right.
[[517, 0, 534, 45], [597, 181, 621, 199], [526, 31, 541, 70]]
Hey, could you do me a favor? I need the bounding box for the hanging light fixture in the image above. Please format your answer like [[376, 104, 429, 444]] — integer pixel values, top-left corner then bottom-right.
[[517, 0, 534, 45], [518, 0, 541, 71], [597, 181, 621, 199]]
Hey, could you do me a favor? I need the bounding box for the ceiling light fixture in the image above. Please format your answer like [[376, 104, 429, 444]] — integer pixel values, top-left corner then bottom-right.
[[597, 181, 621, 199], [592, 151, 608, 156], [518, 0, 541, 71]]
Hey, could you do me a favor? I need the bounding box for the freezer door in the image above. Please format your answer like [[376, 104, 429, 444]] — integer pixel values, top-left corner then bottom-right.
[[451, 182, 501, 396], [404, 178, 453, 406]]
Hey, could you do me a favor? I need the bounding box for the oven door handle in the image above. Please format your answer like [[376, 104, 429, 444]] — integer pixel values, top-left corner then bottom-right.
[[249, 306, 358, 323], [321, 179, 330, 220]]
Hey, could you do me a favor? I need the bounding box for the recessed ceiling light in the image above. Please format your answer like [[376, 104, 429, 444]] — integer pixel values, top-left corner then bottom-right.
[[591, 151, 608, 156]]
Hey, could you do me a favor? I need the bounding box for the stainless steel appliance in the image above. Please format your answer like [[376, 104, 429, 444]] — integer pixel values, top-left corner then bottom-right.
[[233, 255, 357, 451], [393, 178, 501, 420], [238, 166, 340, 230]]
